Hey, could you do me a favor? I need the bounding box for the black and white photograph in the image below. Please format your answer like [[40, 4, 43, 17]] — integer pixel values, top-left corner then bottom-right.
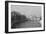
[[5, 1, 45, 33]]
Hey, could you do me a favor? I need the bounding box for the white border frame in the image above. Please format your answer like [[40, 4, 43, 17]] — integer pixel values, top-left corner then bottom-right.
[[8, 3, 44, 32]]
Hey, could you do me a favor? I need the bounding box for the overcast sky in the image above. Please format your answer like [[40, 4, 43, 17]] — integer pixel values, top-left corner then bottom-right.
[[11, 5, 41, 18]]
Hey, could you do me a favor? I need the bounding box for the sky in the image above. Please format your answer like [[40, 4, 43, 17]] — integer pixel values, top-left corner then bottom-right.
[[11, 5, 41, 18]]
